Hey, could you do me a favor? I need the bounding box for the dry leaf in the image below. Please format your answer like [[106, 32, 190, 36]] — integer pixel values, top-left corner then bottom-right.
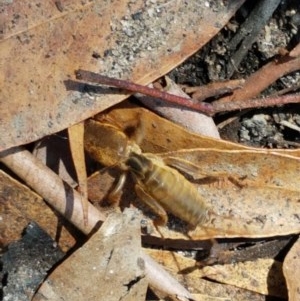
[[84, 105, 300, 240], [0, 0, 245, 151], [283, 237, 300, 301], [160, 148, 300, 191], [147, 249, 268, 301], [68, 122, 89, 225], [100, 104, 300, 158], [33, 209, 147, 301], [135, 77, 220, 138], [201, 258, 287, 298], [191, 294, 230, 301], [0, 169, 76, 252]]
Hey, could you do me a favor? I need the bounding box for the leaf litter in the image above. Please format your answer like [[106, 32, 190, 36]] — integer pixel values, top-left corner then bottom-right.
[[1, 0, 300, 300]]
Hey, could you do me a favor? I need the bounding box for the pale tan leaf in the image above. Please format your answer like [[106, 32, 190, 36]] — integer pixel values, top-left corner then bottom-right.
[[191, 294, 230, 301], [160, 148, 300, 192], [201, 258, 287, 298], [146, 249, 267, 301], [102, 104, 300, 158], [68, 122, 89, 225], [283, 237, 300, 301], [33, 209, 147, 301]]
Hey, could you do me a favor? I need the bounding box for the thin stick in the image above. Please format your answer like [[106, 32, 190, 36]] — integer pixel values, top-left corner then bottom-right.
[[75, 69, 300, 115], [212, 93, 300, 113], [75, 69, 214, 115]]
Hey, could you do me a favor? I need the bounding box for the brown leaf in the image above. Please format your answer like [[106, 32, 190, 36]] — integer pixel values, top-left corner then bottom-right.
[[0, 0, 245, 151], [99, 104, 300, 157], [0, 170, 76, 252], [160, 149, 300, 192]]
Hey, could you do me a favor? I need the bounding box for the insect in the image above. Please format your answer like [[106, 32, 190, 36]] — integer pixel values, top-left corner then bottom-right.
[[84, 117, 210, 228]]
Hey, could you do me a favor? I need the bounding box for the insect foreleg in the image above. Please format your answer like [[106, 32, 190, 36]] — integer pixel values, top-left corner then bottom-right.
[[108, 172, 127, 204]]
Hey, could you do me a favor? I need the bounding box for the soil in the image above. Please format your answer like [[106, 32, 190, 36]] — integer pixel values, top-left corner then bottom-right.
[[168, 0, 300, 148]]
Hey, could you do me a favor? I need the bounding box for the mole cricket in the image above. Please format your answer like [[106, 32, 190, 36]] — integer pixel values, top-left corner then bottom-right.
[[85, 117, 211, 228]]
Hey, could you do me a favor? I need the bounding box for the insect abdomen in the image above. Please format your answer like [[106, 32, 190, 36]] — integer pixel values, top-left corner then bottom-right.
[[140, 156, 209, 227]]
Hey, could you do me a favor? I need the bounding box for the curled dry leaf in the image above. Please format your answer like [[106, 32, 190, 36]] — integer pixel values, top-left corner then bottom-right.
[[135, 77, 220, 138], [98, 104, 300, 158], [283, 237, 300, 301], [68, 122, 89, 225], [0, 0, 245, 151], [0, 147, 105, 234], [85, 105, 300, 240]]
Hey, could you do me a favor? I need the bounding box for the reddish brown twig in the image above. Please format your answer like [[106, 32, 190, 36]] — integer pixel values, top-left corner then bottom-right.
[[219, 43, 300, 102], [75, 69, 214, 115], [212, 93, 300, 113], [75, 69, 300, 116]]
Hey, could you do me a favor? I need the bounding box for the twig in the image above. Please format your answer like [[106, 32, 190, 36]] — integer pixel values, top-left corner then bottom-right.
[[212, 93, 300, 113], [76, 53, 300, 116], [226, 0, 281, 77], [75, 69, 214, 116], [0, 147, 105, 233], [219, 43, 300, 102], [280, 120, 300, 133], [184, 79, 244, 102]]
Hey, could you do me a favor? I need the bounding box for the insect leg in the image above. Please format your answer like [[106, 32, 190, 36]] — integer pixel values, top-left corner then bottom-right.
[[134, 184, 168, 226], [163, 156, 206, 179], [108, 172, 127, 205], [123, 112, 145, 145], [101, 111, 145, 145], [164, 156, 247, 187]]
